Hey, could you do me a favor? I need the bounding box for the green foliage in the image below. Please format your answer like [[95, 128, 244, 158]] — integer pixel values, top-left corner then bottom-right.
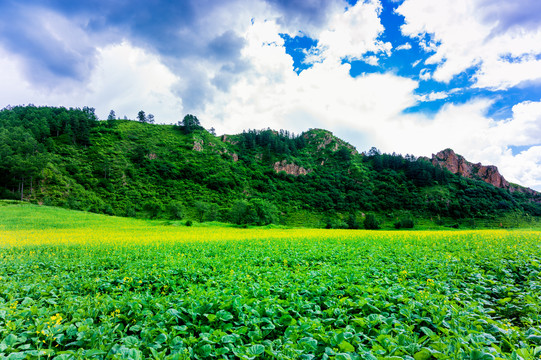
[[1, 204, 541, 359], [394, 217, 415, 229], [168, 201, 185, 220], [229, 198, 278, 226], [364, 213, 380, 230], [0, 105, 540, 227], [179, 114, 201, 134], [143, 200, 163, 218]]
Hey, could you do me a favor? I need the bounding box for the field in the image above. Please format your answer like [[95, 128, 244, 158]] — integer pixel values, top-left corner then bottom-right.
[[1, 203, 541, 359]]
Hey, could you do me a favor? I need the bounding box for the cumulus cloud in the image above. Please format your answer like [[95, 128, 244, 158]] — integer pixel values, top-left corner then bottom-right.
[[397, 0, 541, 89], [306, 0, 391, 63], [396, 43, 412, 51], [0, 42, 182, 122], [201, 16, 418, 142]]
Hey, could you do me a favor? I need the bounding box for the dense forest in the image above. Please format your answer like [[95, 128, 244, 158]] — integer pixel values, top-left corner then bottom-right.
[[1, 105, 540, 228]]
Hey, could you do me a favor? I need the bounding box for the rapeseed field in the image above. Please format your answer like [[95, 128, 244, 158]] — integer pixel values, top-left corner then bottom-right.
[[1, 203, 540, 359]]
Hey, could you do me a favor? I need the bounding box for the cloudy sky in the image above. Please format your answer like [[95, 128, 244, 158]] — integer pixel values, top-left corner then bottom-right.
[[1, 0, 541, 190]]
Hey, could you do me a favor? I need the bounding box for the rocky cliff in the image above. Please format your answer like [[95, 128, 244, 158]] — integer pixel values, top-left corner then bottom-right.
[[428, 149, 539, 196], [273, 160, 311, 176]]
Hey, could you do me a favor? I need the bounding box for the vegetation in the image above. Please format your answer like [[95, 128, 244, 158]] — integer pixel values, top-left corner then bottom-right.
[[1, 202, 541, 359], [1, 105, 540, 228]]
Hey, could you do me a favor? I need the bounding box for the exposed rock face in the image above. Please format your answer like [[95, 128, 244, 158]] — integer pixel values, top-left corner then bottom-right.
[[430, 149, 539, 196], [273, 160, 311, 176], [193, 140, 203, 152]]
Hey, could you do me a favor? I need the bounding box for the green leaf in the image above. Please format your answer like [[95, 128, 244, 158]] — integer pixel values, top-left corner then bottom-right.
[[278, 314, 297, 326], [247, 344, 265, 356], [83, 349, 107, 357], [414, 349, 432, 360], [155, 333, 167, 344], [299, 337, 318, 351], [527, 335, 541, 344], [197, 344, 212, 357], [216, 310, 234, 322], [338, 340, 355, 353], [121, 336, 140, 347], [221, 335, 237, 344], [420, 327, 435, 337], [2, 334, 17, 347], [53, 355, 74, 360], [470, 350, 495, 360]]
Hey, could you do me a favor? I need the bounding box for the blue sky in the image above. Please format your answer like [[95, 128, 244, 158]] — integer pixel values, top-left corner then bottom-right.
[[0, 0, 540, 190]]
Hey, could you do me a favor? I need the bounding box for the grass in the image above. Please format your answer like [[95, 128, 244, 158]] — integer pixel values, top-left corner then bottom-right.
[[1, 202, 541, 359]]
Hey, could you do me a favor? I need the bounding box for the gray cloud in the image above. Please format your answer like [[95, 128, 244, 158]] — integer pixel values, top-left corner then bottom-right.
[[0, 0, 345, 111], [478, 0, 541, 34], [265, 0, 344, 33], [0, 2, 98, 84]]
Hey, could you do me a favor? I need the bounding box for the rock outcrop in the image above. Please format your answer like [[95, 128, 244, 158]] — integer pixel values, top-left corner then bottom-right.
[[273, 160, 311, 176], [429, 149, 538, 196]]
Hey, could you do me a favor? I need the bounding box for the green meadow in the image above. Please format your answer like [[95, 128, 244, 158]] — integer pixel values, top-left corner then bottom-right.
[[1, 202, 540, 359]]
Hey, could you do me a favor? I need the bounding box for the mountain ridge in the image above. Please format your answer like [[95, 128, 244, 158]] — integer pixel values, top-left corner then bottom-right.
[[1, 105, 540, 227], [423, 149, 539, 197]]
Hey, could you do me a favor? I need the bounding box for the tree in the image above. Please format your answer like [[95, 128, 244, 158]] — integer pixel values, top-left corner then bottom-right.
[[230, 200, 249, 225], [168, 201, 185, 220], [364, 214, 380, 230], [107, 110, 116, 121], [195, 201, 209, 222], [147, 113, 155, 124], [137, 110, 147, 123], [180, 114, 201, 134], [229, 198, 277, 226]]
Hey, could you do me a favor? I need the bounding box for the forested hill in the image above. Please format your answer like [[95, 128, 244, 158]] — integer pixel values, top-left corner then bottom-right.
[[1, 105, 540, 228]]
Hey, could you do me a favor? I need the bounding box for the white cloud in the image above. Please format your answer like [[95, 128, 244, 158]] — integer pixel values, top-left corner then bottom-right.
[[419, 68, 431, 80], [474, 56, 541, 90], [397, 0, 541, 89], [87, 43, 183, 121], [396, 43, 412, 51], [0, 42, 183, 122], [202, 17, 417, 141], [363, 56, 380, 66], [500, 146, 541, 191], [306, 0, 391, 63], [414, 91, 448, 102]]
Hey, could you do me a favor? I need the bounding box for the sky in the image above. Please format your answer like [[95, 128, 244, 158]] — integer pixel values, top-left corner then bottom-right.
[[1, 0, 541, 191]]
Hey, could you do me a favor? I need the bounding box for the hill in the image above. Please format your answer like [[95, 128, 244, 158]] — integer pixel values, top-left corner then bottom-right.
[[1, 105, 540, 228], [425, 149, 539, 196]]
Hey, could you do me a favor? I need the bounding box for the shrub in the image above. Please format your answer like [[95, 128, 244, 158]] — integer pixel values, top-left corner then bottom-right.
[[364, 214, 380, 230], [168, 201, 185, 220], [143, 200, 163, 219], [395, 217, 414, 229]]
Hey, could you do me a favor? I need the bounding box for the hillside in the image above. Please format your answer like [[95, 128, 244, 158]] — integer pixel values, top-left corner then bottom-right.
[[1, 105, 540, 227], [426, 149, 539, 196]]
